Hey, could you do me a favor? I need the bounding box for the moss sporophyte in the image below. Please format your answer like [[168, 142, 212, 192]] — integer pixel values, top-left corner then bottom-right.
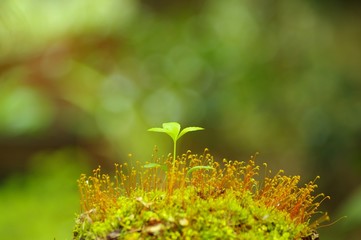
[[73, 122, 330, 240]]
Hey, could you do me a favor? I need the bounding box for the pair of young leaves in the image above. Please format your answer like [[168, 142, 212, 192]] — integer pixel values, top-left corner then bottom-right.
[[146, 122, 213, 177], [148, 122, 204, 146]]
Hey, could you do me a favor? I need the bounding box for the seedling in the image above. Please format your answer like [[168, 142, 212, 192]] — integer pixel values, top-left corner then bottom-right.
[[148, 122, 204, 168], [148, 122, 213, 190]]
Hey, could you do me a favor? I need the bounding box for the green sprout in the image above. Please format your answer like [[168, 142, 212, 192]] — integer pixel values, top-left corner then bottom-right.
[[148, 122, 204, 168], [148, 122, 214, 187]]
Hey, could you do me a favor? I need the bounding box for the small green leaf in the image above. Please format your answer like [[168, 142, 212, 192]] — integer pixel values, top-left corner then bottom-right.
[[143, 163, 168, 171], [148, 127, 167, 133], [143, 163, 162, 168], [162, 122, 181, 142], [186, 166, 214, 178], [178, 126, 204, 140]]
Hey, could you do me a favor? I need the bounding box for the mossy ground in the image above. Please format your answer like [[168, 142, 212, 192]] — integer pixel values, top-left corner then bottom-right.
[[74, 188, 309, 239], [73, 150, 328, 240]]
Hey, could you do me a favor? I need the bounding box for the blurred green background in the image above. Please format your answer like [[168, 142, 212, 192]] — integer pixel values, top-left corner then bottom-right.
[[0, 0, 360, 239]]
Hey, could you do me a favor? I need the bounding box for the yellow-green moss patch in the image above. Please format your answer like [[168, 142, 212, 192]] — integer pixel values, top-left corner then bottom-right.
[[73, 150, 329, 239]]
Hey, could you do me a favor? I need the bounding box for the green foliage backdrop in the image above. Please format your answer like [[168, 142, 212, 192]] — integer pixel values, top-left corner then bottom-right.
[[0, 0, 360, 239]]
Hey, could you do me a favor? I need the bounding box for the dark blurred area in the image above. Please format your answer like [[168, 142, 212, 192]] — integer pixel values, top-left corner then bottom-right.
[[0, 0, 360, 239]]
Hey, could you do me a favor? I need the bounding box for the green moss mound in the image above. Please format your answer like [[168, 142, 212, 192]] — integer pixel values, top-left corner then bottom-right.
[[73, 150, 328, 240], [74, 188, 308, 240]]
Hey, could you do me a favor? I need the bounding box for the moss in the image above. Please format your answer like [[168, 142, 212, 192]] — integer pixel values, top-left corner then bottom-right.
[[74, 188, 308, 239], [73, 150, 329, 239]]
